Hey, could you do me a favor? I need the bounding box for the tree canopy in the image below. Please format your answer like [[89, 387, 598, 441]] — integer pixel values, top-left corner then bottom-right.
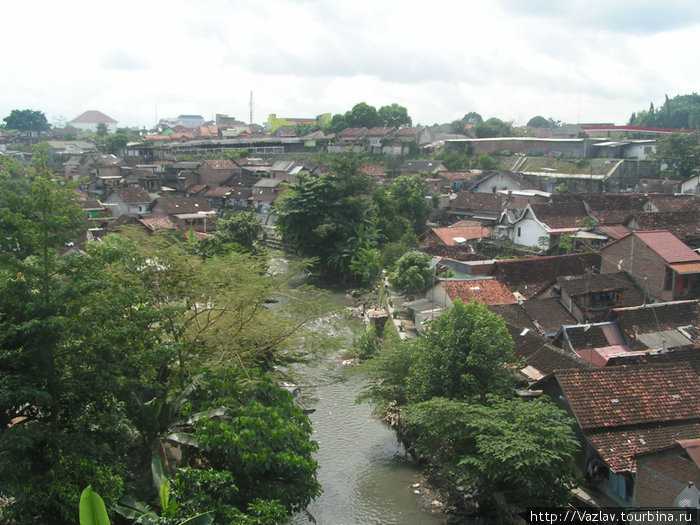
[[653, 131, 700, 179], [629, 93, 700, 129], [3, 109, 50, 133], [0, 152, 326, 523], [326, 102, 412, 132]]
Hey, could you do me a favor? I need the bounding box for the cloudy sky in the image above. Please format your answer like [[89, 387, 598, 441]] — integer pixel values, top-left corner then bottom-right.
[[4, 0, 700, 130]]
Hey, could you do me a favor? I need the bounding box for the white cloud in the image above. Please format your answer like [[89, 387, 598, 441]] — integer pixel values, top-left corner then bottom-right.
[[2, 0, 700, 129]]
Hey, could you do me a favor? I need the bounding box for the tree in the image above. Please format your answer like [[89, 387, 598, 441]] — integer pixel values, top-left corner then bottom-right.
[[194, 211, 265, 258], [653, 131, 700, 179], [406, 299, 517, 402], [403, 395, 578, 506], [389, 251, 433, 293], [103, 133, 128, 155], [462, 112, 483, 126], [3, 109, 50, 134], [474, 117, 511, 138], [389, 174, 437, 235], [378, 103, 412, 128], [275, 153, 374, 281], [526, 115, 550, 128], [345, 102, 381, 129]]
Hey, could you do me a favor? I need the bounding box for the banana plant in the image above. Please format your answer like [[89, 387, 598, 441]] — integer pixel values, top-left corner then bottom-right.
[[79, 486, 111, 525]]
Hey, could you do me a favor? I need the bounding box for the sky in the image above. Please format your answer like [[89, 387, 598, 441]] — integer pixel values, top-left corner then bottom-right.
[[4, 0, 700, 130]]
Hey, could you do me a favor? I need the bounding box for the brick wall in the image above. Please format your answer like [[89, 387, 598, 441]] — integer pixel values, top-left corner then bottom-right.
[[601, 236, 669, 301]]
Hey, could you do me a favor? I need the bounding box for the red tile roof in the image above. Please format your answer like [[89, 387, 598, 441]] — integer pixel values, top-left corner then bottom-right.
[[629, 211, 700, 240], [632, 230, 700, 263], [203, 159, 236, 169], [528, 202, 590, 229], [556, 363, 700, 430], [493, 252, 601, 299], [441, 278, 517, 305], [588, 420, 700, 472], [69, 110, 118, 124], [430, 226, 490, 245]]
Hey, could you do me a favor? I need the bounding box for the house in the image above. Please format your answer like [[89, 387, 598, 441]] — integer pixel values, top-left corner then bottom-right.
[[502, 322, 594, 383], [427, 171, 482, 193], [611, 299, 700, 352], [508, 202, 590, 250], [334, 128, 368, 150], [680, 174, 700, 194], [249, 178, 283, 212], [365, 127, 396, 153], [470, 170, 534, 194], [520, 297, 578, 336], [537, 363, 700, 506], [492, 252, 601, 300], [425, 278, 517, 308], [68, 110, 118, 132], [600, 230, 700, 302], [417, 225, 490, 249], [633, 440, 700, 507], [573, 193, 646, 225], [552, 322, 631, 366], [204, 186, 236, 211], [150, 197, 215, 233], [550, 272, 645, 323], [642, 193, 698, 213], [625, 211, 700, 247], [445, 192, 503, 223], [103, 188, 152, 217], [197, 159, 238, 187]]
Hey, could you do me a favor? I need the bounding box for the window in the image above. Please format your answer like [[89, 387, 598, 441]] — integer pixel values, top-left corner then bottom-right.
[[517, 227, 521, 237]]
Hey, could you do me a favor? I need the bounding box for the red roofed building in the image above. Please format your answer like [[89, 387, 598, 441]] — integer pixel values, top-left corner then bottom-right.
[[69, 110, 118, 132], [600, 230, 700, 302], [539, 363, 700, 505], [418, 226, 490, 249], [428, 278, 517, 307]]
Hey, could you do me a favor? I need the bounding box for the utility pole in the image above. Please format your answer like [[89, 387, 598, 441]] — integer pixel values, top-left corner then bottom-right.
[[249, 91, 253, 125]]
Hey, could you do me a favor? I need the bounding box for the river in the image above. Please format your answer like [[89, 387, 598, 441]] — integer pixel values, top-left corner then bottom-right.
[[284, 293, 444, 525]]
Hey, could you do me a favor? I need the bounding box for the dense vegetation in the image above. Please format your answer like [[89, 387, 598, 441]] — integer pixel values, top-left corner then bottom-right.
[[0, 147, 331, 524], [359, 300, 579, 507], [274, 152, 437, 284], [629, 93, 700, 130]]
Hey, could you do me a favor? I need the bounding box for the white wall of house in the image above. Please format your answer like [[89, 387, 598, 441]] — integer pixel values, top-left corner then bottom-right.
[[472, 173, 521, 193], [510, 216, 549, 249], [623, 143, 656, 160], [69, 121, 118, 133], [680, 175, 700, 194], [424, 282, 452, 309]]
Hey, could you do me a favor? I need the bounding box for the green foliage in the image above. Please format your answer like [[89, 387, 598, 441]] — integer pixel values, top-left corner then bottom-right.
[[407, 300, 517, 402], [275, 153, 375, 282], [476, 153, 496, 170], [194, 210, 265, 258], [79, 485, 111, 525], [3, 108, 50, 133], [184, 369, 320, 514], [630, 93, 700, 129], [474, 117, 511, 138], [403, 396, 579, 506], [653, 131, 700, 179], [0, 161, 325, 523], [389, 173, 437, 235], [389, 251, 433, 293], [526, 115, 551, 128], [358, 331, 416, 408], [377, 103, 412, 128], [352, 325, 382, 360]]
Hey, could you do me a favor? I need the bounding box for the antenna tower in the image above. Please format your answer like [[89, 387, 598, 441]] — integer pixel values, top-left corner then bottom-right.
[[249, 91, 253, 125]]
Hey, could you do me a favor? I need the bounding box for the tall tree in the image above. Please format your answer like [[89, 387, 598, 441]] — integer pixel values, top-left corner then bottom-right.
[[3, 109, 50, 134], [653, 132, 700, 179], [345, 102, 381, 129], [407, 299, 517, 402], [378, 103, 412, 128]]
